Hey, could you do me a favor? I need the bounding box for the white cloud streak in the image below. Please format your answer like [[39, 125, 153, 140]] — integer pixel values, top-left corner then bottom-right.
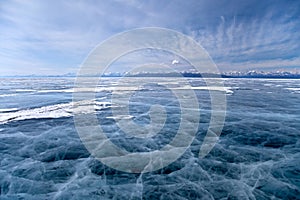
[[0, 0, 299, 75], [191, 13, 300, 71]]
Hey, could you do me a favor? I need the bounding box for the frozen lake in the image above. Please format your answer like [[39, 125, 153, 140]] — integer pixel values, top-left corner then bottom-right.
[[0, 77, 299, 199]]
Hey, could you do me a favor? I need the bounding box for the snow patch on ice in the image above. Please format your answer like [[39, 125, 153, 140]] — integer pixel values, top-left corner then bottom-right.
[[285, 88, 300, 91], [175, 85, 235, 94], [0, 108, 19, 112], [0, 100, 113, 124], [0, 93, 17, 97], [106, 115, 134, 120]]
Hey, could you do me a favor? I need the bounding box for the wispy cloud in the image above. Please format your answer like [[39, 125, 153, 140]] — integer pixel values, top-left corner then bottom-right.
[[0, 0, 299, 75], [0, 0, 143, 75], [191, 12, 300, 71]]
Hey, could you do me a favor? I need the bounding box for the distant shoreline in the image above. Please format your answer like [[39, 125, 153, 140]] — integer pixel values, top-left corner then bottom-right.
[[1, 73, 300, 79]]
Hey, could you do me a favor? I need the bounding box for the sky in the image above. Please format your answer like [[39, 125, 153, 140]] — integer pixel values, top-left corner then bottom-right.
[[0, 0, 300, 75]]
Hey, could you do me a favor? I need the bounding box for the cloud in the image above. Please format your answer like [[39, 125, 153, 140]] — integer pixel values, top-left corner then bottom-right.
[[191, 10, 300, 71], [0, 0, 148, 75], [218, 57, 300, 72], [0, 0, 299, 75], [172, 59, 179, 65]]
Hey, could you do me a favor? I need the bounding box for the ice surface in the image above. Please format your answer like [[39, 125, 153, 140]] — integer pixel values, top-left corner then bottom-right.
[[0, 108, 18, 112], [176, 86, 235, 94], [0, 78, 299, 199], [0, 94, 17, 98], [285, 88, 300, 93], [0, 100, 112, 124]]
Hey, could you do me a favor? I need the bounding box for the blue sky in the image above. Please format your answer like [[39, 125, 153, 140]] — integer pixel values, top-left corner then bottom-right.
[[0, 0, 300, 75]]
